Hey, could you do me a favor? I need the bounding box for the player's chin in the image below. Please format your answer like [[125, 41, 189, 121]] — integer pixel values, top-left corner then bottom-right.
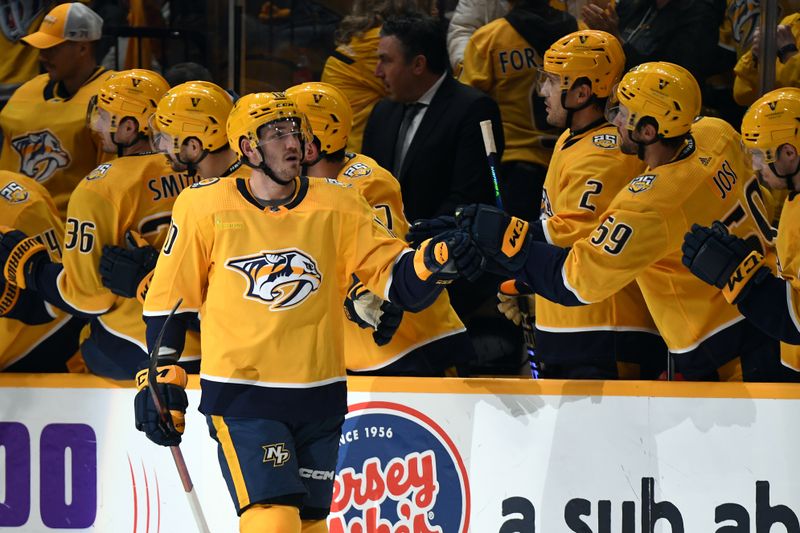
[[278, 162, 300, 180]]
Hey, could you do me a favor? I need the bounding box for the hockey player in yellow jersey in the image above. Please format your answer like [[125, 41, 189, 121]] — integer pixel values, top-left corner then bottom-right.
[[683, 88, 800, 371], [0, 171, 85, 372], [458, 0, 576, 220], [453, 62, 791, 381], [502, 30, 663, 379], [286, 81, 474, 376], [0, 2, 114, 219], [134, 91, 482, 532], [0, 1, 53, 101], [98, 81, 249, 301], [0, 69, 207, 379]]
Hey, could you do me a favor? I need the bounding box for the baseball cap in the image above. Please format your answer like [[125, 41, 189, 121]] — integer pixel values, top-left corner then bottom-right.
[[22, 2, 103, 49]]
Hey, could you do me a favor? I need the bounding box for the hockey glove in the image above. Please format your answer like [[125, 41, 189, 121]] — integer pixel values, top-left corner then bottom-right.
[[0, 228, 49, 290], [343, 280, 405, 346], [413, 230, 485, 284], [497, 279, 534, 327], [406, 216, 456, 248], [0, 278, 55, 324], [455, 204, 530, 274], [100, 231, 158, 303], [134, 360, 189, 447], [681, 222, 768, 304]]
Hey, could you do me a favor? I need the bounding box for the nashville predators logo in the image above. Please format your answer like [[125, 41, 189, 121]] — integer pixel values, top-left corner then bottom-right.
[[628, 174, 656, 193], [226, 248, 322, 310], [11, 130, 71, 183]]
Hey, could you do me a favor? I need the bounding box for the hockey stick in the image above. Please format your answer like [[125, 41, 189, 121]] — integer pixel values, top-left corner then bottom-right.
[[479, 120, 540, 378], [147, 298, 212, 533]]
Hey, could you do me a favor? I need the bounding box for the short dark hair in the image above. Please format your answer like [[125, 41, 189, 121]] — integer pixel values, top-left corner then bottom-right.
[[380, 12, 448, 75], [164, 62, 213, 87]]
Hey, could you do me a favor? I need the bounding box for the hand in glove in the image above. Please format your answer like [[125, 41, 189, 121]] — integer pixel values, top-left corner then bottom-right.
[[134, 359, 188, 447], [100, 230, 158, 303], [343, 280, 404, 346]]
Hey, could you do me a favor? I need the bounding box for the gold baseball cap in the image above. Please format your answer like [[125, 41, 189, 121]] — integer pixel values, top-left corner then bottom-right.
[[22, 2, 103, 49]]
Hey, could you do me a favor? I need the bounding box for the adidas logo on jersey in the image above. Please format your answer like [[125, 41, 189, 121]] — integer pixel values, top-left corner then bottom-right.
[[226, 248, 322, 310]]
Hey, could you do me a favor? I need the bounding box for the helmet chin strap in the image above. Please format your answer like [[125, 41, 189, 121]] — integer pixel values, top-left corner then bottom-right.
[[255, 145, 295, 186], [769, 160, 800, 192], [112, 131, 146, 158], [561, 89, 596, 131], [630, 125, 659, 160]]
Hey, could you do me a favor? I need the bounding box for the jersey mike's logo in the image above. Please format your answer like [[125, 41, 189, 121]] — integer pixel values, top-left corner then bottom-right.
[[330, 402, 470, 533], [11, 130, 71, 183], [226, 248, 322, 310]]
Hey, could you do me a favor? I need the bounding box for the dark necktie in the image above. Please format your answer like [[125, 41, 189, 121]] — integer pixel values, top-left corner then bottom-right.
[[393, 102, 426, 175]]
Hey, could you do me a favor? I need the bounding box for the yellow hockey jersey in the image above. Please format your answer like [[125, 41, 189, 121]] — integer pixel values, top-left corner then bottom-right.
[[0, 171, 72, 369], [56, 153, 201, 361], [321, 27, 387, 153], [537, 122, 656, 335], [328, 153, 465, 371], [773, 193, 800, 370], [561, 117, 777, 353], [0, 67, 114, 218], [0, 1, 47, 86], [733, 13, 800, 106], [459, 17, 554, 167], [143, 175, 413, 420]]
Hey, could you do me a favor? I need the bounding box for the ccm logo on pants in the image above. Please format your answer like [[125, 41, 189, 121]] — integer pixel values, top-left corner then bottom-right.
[[299, 468, 335, 481]]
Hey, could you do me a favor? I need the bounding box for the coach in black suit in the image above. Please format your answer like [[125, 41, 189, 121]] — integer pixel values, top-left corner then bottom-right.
[[362, 12, 505, 223], [363, 12, 508, 327]]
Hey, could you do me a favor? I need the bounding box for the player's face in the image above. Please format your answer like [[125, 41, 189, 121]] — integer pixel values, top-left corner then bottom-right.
[[88, 107, 117, 153], [258, 119, 303, 180], [540, 72, 567, 128], [375, 36, 417, 103], [611, 104, 638, 155], [38, 41, 81, 82], [751, 143, 800, 189], [149, 115, 190, 171]]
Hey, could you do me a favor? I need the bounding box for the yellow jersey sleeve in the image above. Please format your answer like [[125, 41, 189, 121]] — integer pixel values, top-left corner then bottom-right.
[[143, 189, 212, 316], [340, 189, 412, 301], [2, 173, 64, 260], [458, 29, 494, 93], [564, 206, 671, 303], [338, 154, 410, 238], [56, 183, 121, 313]]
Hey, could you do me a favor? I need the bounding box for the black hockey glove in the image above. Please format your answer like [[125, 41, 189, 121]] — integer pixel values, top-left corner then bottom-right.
[[0, 277, 55, 324], [454, 204, 530, 275], [681, 222, 768, 304], [406, 216, 456, 248], [134, 358, 188, 447], [0, 228, 49, 290], [412, 229, 485, 283], [100, 231, 158, 303]]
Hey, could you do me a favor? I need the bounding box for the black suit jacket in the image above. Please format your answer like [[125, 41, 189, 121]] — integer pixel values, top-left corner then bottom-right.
[[362, 75, 505, 222], [363, 76, 505, 320]]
